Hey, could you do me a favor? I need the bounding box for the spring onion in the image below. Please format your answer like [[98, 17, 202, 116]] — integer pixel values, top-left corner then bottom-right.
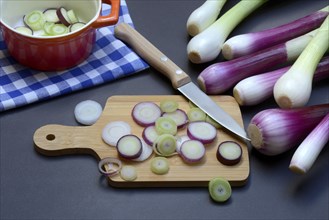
[[247, 104, 329, 156], [233, 56, 329, 106], [24, 10, 46, 31], [273, 16, 329, 109], [155, 117, 177, 135], [160, 100, 179, 113], [187, 0, 267, 64], [150, 157, 170, 175], [187, 107, 206, 122], [186, 0, 227, 37], [153, 134, 177, 157], [289, 113, 329, 174], [198, 29, 318, 94], [222, 6, 329, 60], [208, 177, 232, 203]]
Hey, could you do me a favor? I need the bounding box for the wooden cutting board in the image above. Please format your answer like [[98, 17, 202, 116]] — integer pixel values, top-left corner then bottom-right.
[[33, 95, 249, 187]]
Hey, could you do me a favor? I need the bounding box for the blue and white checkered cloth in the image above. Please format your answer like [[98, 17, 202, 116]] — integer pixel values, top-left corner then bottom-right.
[[0, 1, 149, 112]]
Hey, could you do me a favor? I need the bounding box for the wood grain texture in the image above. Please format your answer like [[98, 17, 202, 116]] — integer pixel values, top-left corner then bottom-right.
[[33, 95, 249, 187]]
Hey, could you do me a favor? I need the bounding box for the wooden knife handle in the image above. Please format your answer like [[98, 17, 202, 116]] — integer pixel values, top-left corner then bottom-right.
[[114, 23, 191, 89]]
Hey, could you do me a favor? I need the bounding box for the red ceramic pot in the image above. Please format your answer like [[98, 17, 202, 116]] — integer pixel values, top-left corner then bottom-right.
[[0, 0, 120, 71]]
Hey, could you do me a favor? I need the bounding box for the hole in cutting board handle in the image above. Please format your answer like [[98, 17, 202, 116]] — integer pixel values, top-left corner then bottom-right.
[[46, 134, 56, 141]]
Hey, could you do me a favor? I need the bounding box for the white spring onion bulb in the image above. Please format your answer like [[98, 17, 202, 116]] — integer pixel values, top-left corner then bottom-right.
[[247, 104, 329, 156], [273, 16, 329, 109], [222, 6, 329, 60], [289, 113, 329, 174], [187, 0, 267, 64], [233, 56, 329, 106], [186, 0, 227, 37]]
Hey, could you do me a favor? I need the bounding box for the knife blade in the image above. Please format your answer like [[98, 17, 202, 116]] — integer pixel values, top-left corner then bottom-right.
[[114, 23, 249, 141]]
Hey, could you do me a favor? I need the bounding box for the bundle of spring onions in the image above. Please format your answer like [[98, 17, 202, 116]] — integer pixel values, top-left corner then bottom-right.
[[187, 1, 329, 173]]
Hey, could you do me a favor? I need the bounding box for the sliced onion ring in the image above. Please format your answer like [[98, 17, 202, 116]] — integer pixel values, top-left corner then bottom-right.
[[98, 157, 122, 177]]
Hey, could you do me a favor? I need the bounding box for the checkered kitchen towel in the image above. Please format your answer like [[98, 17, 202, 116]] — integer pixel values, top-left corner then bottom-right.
[[0, 1, 149, 112]]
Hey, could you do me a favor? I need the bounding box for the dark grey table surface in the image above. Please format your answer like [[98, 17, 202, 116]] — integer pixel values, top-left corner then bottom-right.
[[1, 0, 328, 219]]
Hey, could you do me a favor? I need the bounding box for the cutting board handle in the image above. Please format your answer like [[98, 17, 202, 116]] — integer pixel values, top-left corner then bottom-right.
[[33, 124, 101, 158]]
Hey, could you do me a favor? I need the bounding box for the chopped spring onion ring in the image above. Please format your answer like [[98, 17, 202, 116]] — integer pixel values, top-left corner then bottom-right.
[[216, 141, 242, 166], [187, 107, 206, 122], [14, 26, 33, 35], [208, 177, 232, 203], [142, 125, 159, 146], [186, 0, 227, 36], [150, 157, 170, 175], [69, 22, 86, 32], [153, 134, 177, 157], [49, 23, 68, 36], [160, 100, 179, 113], [187, 121, 217, 144], [155, 117, 177, 135], [24, 10, 46, 31], [247, 104, 329, 156], [56, 7, 71, 26], [273, 16, 329, 108], [102, 121, 131, 146], [43, 22, 55, 35], [198, 29, 318, 94], [116, 135, 143, 160], [74, 100, 103, 125], [132, 102, 162, 127], [98, 157, 122, 177], [120, 165, 138, 181], [67, 9, 79, 24], [133, 139, 154, 162], [179, 140, 206, 163], [43, 8, 60, 23], [162, 109, 188, 129], [187, 0, 267, 64], [222, 6, 329, 60], [233, 56, 329, 106], [176, 135, 190, 153], [289, 113, 329, 174]]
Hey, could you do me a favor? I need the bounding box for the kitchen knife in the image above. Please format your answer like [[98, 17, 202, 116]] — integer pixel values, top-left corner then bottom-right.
[[114, 23, 249, 141]]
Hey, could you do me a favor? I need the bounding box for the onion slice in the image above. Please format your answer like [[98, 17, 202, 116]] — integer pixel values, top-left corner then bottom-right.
[[162, 109, 188, 129], [132, 102, 162, 127], [74, 100, 102, 125], [133, 139, 153, 162], [120, 165, 138, 181], [116, 135, 143, 160], [98, 157, 122, 177], [102, 121, 131, 146], [187, 121, 217, 144], [216, 141, 242, 166], [179, 140, 205, 163]]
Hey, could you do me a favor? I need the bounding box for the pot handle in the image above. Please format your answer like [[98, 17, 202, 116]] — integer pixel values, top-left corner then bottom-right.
[[92, 0, 120, 28]]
